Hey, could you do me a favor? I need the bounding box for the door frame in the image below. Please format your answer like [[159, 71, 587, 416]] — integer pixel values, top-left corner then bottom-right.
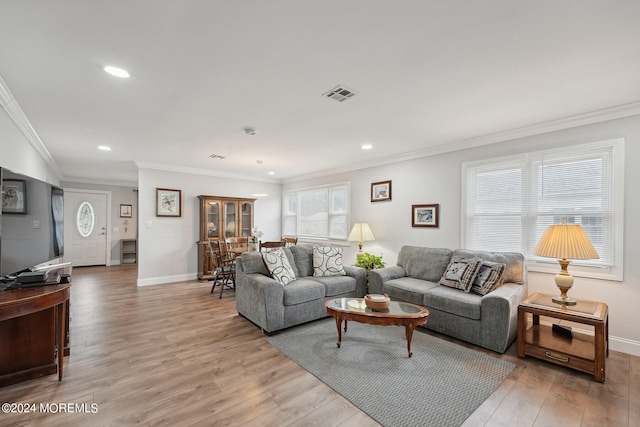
[[63, 188, 113, 267]]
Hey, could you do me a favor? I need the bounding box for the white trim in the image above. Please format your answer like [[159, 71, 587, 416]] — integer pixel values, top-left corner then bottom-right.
[[0, 74, 63, 181], [137, 273, 197, 287]]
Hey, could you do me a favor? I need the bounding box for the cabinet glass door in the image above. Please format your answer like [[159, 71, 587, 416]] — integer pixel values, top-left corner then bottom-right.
[[224, 202, 237, 238], [206, 201, 220, 239], [240, 202, 252, 237]]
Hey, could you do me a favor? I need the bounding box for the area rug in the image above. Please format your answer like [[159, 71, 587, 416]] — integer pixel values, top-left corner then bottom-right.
[[267, 319, 515, 427]]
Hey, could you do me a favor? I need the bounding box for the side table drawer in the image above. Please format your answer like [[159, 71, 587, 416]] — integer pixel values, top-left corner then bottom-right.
[[524, 344, 594, 375]]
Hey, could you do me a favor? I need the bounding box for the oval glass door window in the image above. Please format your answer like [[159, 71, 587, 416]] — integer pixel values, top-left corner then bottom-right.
[[77, 201, 95, 237]]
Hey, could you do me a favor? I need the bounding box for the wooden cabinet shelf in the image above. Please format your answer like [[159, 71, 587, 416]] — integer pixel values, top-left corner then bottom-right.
[[518, 292, 608, 382], [196, 196, 255, 280], [120, 239, 137, 265]]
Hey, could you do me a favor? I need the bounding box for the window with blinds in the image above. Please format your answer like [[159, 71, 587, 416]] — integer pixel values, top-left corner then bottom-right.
[[462, 139, 624, 281], [282, 183, 350, 240]]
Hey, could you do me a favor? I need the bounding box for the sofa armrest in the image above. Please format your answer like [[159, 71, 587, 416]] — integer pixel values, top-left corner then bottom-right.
[[236, 265, 285, 333], [480, 282, 529, 353], [368, 266, 407, 294], [343, 265, 367, 297]]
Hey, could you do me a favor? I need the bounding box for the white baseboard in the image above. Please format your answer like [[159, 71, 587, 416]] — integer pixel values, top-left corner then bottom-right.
[[136, 273, 198, 287]]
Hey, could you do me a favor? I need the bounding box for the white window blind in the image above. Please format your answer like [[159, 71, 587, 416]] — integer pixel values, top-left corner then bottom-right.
[[282, 183, 350, 240], [462, 139, 623, 281]]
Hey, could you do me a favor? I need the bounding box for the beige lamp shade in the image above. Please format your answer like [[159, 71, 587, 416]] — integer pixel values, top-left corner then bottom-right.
[[534, 222, 599, 260], [534, 220, 599, 305], [348, 223, 375, 257]]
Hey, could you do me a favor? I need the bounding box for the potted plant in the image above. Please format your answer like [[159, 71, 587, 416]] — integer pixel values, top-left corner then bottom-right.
[[355, 253, 386, 290]]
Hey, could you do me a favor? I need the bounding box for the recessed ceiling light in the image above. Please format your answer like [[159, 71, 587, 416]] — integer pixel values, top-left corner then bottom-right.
[[98, 145, 111, 151], [104, 66, 130, 78], [361, 144, 373, 150], [268, 171, 275, 175]]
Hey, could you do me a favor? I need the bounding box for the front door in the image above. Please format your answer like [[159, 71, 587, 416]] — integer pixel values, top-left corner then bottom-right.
[[63, 190, 109, 267]]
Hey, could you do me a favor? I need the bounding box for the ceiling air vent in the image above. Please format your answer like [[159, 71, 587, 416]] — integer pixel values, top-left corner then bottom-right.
[[209, 154, 226, 160], [322, 85, 357, 102]]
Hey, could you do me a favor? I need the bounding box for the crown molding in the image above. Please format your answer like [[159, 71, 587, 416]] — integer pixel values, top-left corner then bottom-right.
[[0, 74, 63, 181], [134, 161, 282, 184], [61, 175, 139, 188], [283, 101, 640, 184]]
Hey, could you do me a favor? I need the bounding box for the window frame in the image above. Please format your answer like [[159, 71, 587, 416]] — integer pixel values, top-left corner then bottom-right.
[[282, 182, 350, 243], [461, 139, 624, 281]]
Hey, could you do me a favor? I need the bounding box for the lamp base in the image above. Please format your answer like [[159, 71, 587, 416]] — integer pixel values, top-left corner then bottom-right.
[[553, 269, 577, 306], [552, 295, 577, 306]]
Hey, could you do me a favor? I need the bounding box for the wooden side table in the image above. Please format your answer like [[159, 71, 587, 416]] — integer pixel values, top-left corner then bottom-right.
[[517, 292, 608, 382]]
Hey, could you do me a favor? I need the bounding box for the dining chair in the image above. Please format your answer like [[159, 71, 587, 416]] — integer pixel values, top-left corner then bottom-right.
[[258, 239, 286, 252], [282, 236, 298, 247], [208, 241, 236, 298], [226, 236, 248, 256]]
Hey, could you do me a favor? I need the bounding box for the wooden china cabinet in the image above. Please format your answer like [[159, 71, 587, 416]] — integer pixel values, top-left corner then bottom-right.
[[196, 195, 255, 280]]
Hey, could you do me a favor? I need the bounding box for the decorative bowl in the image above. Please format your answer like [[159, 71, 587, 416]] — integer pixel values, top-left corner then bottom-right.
[[364, 293, 390, 310]]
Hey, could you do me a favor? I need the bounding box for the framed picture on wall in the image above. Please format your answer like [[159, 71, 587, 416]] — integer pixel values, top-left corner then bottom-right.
[[371, 180, 392, 202], [412, 204, 439, 227], [120, 204, 133, 218], [156, 188, 182, 217], [2, 179, 27, 214]]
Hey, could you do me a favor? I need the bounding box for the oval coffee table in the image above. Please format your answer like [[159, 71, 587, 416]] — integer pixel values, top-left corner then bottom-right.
[[325, 297, 429, 357]]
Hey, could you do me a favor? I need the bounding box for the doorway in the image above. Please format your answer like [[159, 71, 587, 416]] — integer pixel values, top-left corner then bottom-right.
[[63, 189, 111, 267]]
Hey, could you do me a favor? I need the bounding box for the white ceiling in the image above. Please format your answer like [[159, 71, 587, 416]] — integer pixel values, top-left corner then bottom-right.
[[2, 1, 640, 185]]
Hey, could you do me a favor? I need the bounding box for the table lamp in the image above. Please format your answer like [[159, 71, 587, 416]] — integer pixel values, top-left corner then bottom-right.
[[534, 219, 599, 306], [348, 223, 375, 258]]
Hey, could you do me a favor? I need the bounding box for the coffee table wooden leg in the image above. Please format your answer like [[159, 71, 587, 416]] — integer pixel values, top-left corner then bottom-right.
[[333, 315, 342, 348], [405, 323, 415, 357]]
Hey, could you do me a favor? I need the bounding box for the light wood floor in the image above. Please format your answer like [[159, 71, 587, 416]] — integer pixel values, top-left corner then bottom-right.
[[0, 266, 638, 426]]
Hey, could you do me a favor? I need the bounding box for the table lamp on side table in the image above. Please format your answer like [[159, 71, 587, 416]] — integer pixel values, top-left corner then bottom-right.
[[534, 219, 599, 306], [348, 223, 375, 258]]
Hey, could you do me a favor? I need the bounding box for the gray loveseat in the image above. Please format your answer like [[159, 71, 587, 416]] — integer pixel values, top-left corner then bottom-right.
[[368, 246, 527, 353], [235, 245, 367, 333]]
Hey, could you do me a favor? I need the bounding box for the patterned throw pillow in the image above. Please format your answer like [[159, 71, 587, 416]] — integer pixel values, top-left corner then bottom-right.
[[471, 260, 506, 296], [312, 246, 346, 277], [438, 256, 482, 292], [262, 248, 296, 285]]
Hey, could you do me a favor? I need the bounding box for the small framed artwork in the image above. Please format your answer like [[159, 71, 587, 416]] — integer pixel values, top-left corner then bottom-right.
[[371, 180, 392, 202], [156, 188, 182, 217], [412, 204, 439, 228], [120, 204, 133, 218], [1, 179, 27, 214]]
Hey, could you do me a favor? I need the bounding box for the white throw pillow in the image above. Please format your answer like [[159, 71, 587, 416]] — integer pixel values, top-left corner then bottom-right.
[[313, 245, 346, 277], [262, 248, 296, 285]]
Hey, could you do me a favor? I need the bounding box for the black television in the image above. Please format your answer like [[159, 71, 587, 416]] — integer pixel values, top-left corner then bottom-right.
[[0, 167, 64, 278]]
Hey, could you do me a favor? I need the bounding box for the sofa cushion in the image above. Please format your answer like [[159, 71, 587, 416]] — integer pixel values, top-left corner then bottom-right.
[[471, 260, 506, 295], [438, 256, 482, 292], [423, 286, 482, 320], [313, 245, 346, 277], [397, 246, 453, 282], [282, 277, 326, 305], [289, 245, 314, 277], [381, 277, 439, 305], [263, 248, 296, 285], [311, 275, 357, 297], [453, 249, 525, 285]]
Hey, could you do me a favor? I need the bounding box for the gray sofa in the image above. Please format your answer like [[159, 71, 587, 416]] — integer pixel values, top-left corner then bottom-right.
[[368, 246, 527, 353], [235, 245, 367, 333]]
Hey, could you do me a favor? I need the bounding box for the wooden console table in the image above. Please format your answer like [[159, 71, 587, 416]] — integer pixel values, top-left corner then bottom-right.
[[517, 292, 608, 382], [0, 283, 71, 387]]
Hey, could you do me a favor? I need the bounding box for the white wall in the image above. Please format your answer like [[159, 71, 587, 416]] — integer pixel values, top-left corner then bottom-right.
[[284, 114, 640, 356], [136, 167, 282, 286]]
